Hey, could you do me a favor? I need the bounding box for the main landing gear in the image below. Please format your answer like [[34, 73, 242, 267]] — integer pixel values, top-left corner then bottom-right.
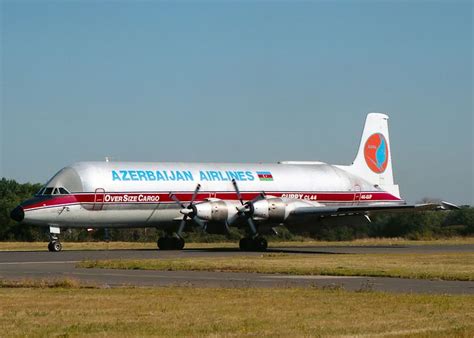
[[47, 226, 62, 252], [158, 184, 202, 251], [239, 236, 268, 251], [157, 236, 185, 250], [229, 179, 269, 252]]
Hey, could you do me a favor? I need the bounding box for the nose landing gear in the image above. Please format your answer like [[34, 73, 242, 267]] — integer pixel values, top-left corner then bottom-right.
[[47, 226, 62, 252], [48, 239, 62, 252]]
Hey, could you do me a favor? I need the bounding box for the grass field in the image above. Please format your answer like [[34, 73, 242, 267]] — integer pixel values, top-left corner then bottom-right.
[[0, 284, 473, 337], [1, 237, 474, 251], [79, 252, 474, 281]]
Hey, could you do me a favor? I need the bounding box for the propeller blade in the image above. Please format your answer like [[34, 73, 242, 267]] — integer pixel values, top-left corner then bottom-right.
[[177, 215, 188, 235], [169, 193, 186, 209], [250, 193, 265, 205], [192, 216, 206, 229], [232, 179, 244, 205], [246, 217, 258, 236], [189, 184, 201, 206]]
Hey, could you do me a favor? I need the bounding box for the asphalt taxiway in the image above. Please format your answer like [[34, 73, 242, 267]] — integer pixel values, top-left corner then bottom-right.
[[1, 245, 473, 294]]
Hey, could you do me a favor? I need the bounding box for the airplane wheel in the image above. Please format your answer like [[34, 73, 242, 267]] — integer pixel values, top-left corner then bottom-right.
[[157, 237, 170, 250], [239, 237, 251, 251], [176, 237, 185, 250], [255, 237, 268, 251], [157, 237, 185, 250], [239, 237, 267, 251], [157, 238, 165, 250], [48, 241, 62, 252]]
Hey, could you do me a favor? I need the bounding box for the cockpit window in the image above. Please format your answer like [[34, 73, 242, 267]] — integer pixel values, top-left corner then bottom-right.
[[43, 187, 54, 195], [39, 187, 70, 195], [59, 188, 70, 194]]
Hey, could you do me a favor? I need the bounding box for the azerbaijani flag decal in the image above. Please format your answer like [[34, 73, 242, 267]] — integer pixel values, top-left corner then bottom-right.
[[256, 171, 273, 181]]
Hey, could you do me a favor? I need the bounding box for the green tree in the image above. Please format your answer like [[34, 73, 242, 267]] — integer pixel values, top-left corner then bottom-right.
[[444, 207, 474, 234], [0, 178, 42, 241]]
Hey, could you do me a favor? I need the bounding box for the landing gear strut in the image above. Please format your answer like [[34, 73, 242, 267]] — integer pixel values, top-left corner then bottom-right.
[[47, 227, 62, 252], [157, 236, 185, 250], [239, 236, 268, 251]]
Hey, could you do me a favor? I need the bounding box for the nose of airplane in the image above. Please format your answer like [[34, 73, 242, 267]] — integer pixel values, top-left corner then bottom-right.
[[10, 206, 25, 222]]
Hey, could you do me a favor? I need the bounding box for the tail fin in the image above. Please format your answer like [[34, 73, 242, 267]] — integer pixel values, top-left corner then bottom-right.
[[342, 113, 400, 198]]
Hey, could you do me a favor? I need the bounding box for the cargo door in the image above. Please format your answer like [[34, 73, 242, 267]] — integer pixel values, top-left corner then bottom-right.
[[93, 188, 105, 211], [353, 185, 361, 206]]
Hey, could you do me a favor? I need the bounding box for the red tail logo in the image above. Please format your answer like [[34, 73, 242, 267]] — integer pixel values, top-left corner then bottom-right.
[[364, 133, 388, 173]]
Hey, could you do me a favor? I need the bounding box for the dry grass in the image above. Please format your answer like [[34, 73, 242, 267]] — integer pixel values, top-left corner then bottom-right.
[[79, 252, 474, 281], [0, 278, 96, 289], [0, 286, 473, 337], [1, 237, 473, 251]]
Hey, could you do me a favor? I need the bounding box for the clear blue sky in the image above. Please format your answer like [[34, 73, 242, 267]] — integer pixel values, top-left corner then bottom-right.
[[1, 1, 472, 205]]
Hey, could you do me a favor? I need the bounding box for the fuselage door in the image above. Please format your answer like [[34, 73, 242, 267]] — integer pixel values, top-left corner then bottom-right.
[[353, 185, 361, 206], [94, 188, 105, 211]]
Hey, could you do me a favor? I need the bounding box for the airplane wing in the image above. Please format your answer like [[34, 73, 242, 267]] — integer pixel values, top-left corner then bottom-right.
[[288, 201, 459, 221]]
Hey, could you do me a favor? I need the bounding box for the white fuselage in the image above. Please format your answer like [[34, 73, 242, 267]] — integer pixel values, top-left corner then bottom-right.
[[18, 161, 402, 229]]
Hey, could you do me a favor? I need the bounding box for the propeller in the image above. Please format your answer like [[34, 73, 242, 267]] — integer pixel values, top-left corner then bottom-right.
[[228, 179, 266, 235], [169, 184, 206, 235]]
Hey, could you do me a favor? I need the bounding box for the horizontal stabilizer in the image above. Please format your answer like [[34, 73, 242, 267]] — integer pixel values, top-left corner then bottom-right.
[[439, 201, 460, 210]]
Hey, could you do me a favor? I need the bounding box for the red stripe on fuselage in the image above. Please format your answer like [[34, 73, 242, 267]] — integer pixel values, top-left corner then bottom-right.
[[21, 191, 401, 211]]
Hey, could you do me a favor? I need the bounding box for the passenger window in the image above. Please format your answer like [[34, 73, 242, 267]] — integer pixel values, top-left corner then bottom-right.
[[52, 188, 59, 195]]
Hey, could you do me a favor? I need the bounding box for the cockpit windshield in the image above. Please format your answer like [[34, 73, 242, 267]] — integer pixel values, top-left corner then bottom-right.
[[58, 188, 70, 194], [37, 186, 70, 196]]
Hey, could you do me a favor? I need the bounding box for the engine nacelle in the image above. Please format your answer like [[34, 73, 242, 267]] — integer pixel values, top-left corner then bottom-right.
[[195, 198, 288, 223], [193, 197, 316, 225], [194, 199, 237, 223], [252, 197, 287, 222], [253, 197, 318, 222]]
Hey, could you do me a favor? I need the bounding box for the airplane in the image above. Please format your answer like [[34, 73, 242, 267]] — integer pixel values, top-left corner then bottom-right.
[[10, 113, 457, 252]]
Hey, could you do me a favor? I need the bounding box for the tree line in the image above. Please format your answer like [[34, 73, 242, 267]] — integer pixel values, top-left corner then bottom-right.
[[0, 178, 472, 242]]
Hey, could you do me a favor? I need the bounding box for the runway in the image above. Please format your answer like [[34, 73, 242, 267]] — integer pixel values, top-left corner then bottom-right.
[[1, 245, 473, 294]]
